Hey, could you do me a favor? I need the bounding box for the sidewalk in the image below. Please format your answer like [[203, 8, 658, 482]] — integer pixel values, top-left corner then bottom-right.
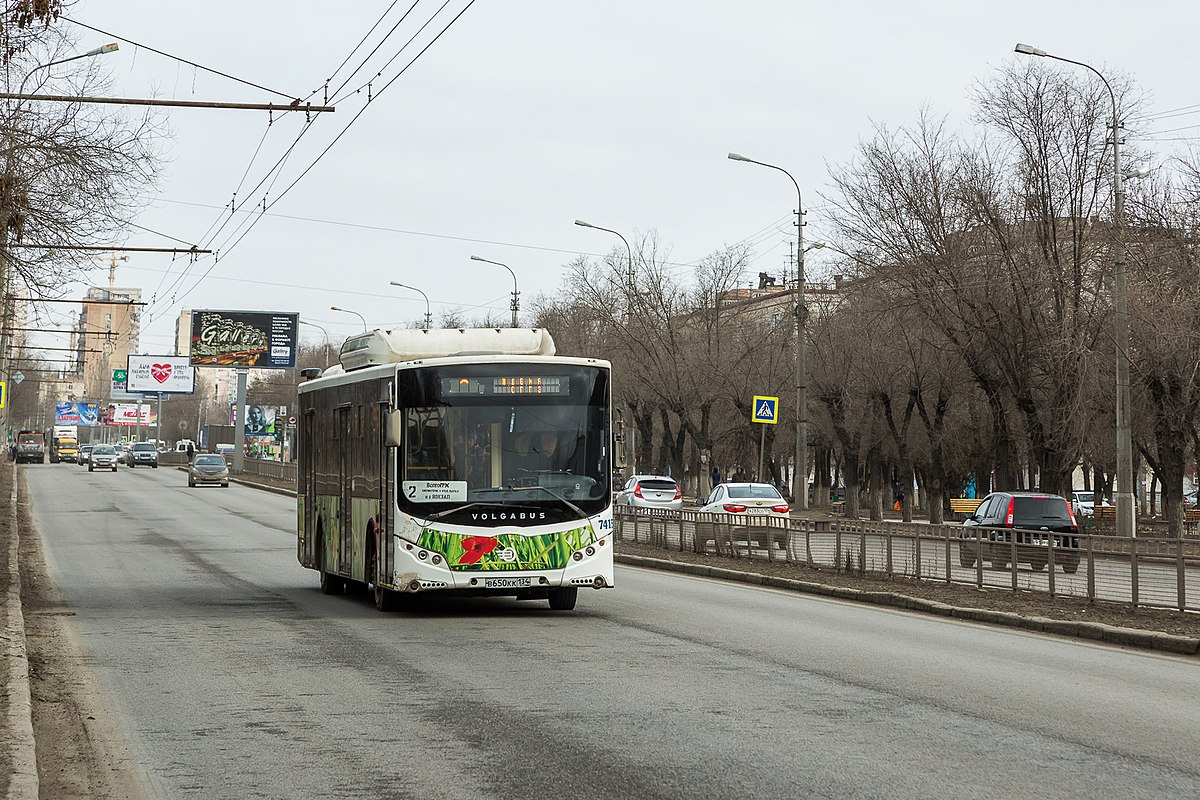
[[1, 460, 38, 800]]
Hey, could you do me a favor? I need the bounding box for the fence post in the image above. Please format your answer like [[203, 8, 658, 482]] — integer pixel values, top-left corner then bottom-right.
[[835, 525, 843, 573], [1047, 534, 1056, 597], [943, 526, 950, 583], [1087, 533, 1095, 603], [1177, 535, 1186, 612], [975, 529, 984, 588], [1131, 537, 1139, 607], [914, 526, 922, 580], [887, 526, 894, 577], [1010, 534, 1017, 592]]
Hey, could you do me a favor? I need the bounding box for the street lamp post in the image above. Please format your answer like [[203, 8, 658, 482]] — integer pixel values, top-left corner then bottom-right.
[[574, 219, 634, 297], [468, 256, 519, 328], [728, 152, 811, 510], [298, 319, 332, 366], [389, 281, 433, 328], [329, 305, 367, 332], [574, 219, 637, 475], [0, 42, 119, 446], [1014, 43, 1135, 538]]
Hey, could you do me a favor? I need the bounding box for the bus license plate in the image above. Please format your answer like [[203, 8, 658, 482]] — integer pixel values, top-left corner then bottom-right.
[[484, 576, 532, 589]]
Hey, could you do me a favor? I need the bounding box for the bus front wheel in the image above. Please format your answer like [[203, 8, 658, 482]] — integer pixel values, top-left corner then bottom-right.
[[374, 584, 400, 612], [548, 586, 577, 611]]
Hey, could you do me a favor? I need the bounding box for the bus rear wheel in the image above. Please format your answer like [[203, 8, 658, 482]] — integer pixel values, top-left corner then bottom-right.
[[319, 569, 344, 595], [548, 586, 577, 611]]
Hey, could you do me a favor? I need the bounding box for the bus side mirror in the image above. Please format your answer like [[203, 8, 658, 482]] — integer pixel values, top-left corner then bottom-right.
[[385, 410, 403, 448], [613, 413, 627, 469]]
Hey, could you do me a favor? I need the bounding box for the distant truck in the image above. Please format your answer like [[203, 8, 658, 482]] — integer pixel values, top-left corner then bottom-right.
[[49, 436, 79, 464], [15, 431, 46, 464]]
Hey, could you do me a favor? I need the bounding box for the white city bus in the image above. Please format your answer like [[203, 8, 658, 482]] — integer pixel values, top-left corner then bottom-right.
[[296, 328, 615, 611]]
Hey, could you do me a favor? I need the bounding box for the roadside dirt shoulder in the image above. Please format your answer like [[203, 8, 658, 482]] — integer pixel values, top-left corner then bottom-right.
[[15, 467, 151, 800]]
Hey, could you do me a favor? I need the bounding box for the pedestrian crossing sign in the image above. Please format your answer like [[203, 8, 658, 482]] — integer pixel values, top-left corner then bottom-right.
[[751, 395, 778, 424]]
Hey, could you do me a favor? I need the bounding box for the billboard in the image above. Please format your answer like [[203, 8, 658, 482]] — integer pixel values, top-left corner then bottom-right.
[[55, 402, 99, 426], [127, 355, 196, 394], [189, 310, 299, 368], [108, 403, 156, 427]]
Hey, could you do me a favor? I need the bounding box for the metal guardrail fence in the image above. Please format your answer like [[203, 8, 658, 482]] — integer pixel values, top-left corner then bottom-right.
[[615, 508, 1200, 612], [239, 457, 297, 484]]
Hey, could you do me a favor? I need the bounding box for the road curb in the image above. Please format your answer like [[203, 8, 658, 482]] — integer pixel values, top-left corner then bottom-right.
[[3, 467, 38, 800], [615, 553, 1200, 656]]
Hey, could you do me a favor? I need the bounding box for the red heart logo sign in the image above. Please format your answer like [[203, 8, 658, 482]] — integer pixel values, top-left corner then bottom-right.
[[150, 364, 173, 383]]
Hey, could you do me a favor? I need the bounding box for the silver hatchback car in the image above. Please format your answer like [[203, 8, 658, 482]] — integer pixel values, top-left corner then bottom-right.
[[615, 475, 683, 511]]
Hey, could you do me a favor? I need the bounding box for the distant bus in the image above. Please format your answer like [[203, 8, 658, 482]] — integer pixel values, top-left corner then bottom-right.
[[296, 328, 615, 612]]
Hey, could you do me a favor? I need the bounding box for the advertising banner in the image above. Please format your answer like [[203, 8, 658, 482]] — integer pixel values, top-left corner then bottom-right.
[[190, 310, 299, 368], [109, 403, 156, 427], [55, 402, 99, 426], [127, 355, 195, 394]]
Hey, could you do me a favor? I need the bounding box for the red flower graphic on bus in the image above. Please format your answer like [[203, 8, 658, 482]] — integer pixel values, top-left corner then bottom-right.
[[459, 536, 500, 565]]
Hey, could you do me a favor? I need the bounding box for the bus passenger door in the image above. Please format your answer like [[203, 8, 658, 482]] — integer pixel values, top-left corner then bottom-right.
[[378, 401, 392, 584], [338, 405, 352, 575], [302, 409, 317, 567]]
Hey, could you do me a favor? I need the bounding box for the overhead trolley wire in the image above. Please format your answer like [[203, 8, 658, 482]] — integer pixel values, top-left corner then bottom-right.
[[61, 16, 300, 101], [169, 0, 480, 310]]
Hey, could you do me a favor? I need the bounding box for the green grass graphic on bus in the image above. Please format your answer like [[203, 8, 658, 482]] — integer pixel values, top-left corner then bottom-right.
[[418, 527, 596, 571]]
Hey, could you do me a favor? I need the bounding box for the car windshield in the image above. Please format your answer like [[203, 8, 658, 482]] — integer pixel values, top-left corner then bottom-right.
[[727, 484, 783, 500], [395, 363, 610, 525], [132, 443, 155, 452], [93, 446, 115, 454], [194, 455, 225, 466], [1075, 492, 1094, 503], [81, 445, 93, 452], [637, 479, 677, 491]]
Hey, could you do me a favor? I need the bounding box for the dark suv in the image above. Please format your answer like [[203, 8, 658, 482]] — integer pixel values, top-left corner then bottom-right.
[[128, 441, 159, 468], [959, 492, 1080, 573]]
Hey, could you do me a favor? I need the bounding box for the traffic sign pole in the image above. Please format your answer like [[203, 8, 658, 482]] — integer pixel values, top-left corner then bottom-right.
[[751, 395, 779, 485]]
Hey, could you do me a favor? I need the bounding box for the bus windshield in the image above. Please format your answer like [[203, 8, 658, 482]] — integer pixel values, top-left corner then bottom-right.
[[396, 363, 610, 526]]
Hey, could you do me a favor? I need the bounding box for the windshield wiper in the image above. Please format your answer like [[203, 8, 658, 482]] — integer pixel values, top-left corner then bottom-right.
[[506, 483, 588, 519], [424, 501, 540, 522]]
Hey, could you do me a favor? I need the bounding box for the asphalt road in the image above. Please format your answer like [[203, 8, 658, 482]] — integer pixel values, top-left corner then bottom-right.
[[24, 463, 1200, 800]]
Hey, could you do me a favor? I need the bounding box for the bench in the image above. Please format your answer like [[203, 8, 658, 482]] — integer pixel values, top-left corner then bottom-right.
[[1093, 505, 1116, 521], [1187, 508, 1200, 536], [949, 498, 983, 515], [830, 500, 845, 514]]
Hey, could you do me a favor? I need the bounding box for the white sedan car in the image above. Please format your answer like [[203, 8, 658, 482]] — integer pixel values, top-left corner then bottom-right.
[[697, 482, 790, 515]]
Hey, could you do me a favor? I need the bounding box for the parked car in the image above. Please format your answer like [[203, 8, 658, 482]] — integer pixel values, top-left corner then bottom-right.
[[127, 441, 159, 468], [959, 491, 1080, 573], [1184, 491, 1198, 508], [697, 482, 790, 515], [694, 482, 790, 553], [1070, 490, 1111, 518], [615, 475, 683, 511], [188, 454, 229, 488], [88, 445, 120, 472], [77, 444, 94, 466]]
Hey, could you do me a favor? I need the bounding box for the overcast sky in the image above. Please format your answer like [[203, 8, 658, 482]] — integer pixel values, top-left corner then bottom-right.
[[32, 0, 1200, 356]]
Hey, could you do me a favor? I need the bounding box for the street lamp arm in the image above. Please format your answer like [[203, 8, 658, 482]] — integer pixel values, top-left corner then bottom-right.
[[389, 281, 433, 327], [469, 256, 520, 328], [572, 221, 634, 289], [18, 43, 120, 95], [727, 153, 803, 214], [329, 305, 367, 331]]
